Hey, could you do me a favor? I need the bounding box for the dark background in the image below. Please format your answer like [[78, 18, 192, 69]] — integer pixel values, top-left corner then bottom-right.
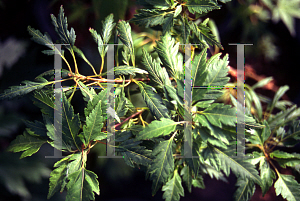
[[0, 0, 300, 200]]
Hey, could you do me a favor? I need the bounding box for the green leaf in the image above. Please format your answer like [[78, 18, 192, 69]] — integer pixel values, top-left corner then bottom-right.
[[270, 150, 297, 159], [189, 19, 223, 49], [27, 26, 55, 52], [192, 48, 208, 88], [131, 9, 169, 28], [51, 5, 76, 46], [149, 139, 174, 195], [192, 53, 229, 102], [268, 104, 300, 128], [215, 147, 262, 186], [81, 100, 107, 146], [137, 81, 170, 120], [66, 169, 100, 201], [155, 32, 179, 78], [259, 158, 275, 196], [198, 103, 236, 128], [174, 5, 182, 17], [90, 14, 116, 58], [162, 169, 184, 201], [45, 93, 82, 152], [233, 178, 255, 201], [252, 76, 273, 90], [77, 81, 96, 102], [202, 142, 221, 171], [7, 131, 46, 159], [116, 139, 152, 167], [274, 173, 300, 201], [272, 0, 300, 36], [85, 89, 107, 118], [136, 118, 177, 140], [145, 0, 171, 7], [117, 20, 134, 55], [260, 120, 271, 144], [0, 79, 50, 100], [192, 176, 205, 189], [162, 14, 174, 35], [267, 85, 289, 115], [180, 16, 191, 44], [185, 0, 220, 14], [32, 90, 55, 117], [24, 120, 48, 137], [47, 155, 72, 199], [102, 13, 116, 44], [89, 28, 104, 57], [111, 66, 148, 76], [180, 166, 193, 193], [141, 48, 165, 86], [203, 53, 229, 86], [183, 138, 203, 175]]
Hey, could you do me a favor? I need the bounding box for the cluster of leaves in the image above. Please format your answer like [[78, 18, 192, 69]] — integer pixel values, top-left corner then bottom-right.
[[1, 1, 300, 201]]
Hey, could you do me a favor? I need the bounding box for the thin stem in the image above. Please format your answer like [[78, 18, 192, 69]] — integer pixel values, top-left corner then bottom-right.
[[100, 55, 104, 77], [70, 49, 79, 74], [114, 109, 145, 129]]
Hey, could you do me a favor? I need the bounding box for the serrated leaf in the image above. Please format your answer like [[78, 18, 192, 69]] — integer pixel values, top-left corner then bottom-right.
[[6, 131, 46, 159], [215, 147, 262, 186], [109, 66, 148, 76], [102, 13, 116, 44], [27, 26, 55, 51], [24, 120, 48, 137], [252, 76, 273, 90], [155, 32, 179, 78], [204, 53, 229, 86], [192, 176, 205, 189], [192, 48, 208, 87], [185, 0, 220, 14], [162, 169, 184, 201], [149, 139, 174, 195], [141, 48, 165, 86], [116, 139, 152, 167], [136, 118, 177, 140], [233, 178, 255, 201], [85, 89, 107, 118], [145, 0, 171, 6], [77, 81, 96, 102], [35, 69, 70, 81], [45, 93, 82, 152], [51, 5, 76, 46], [66, 169, 99, 201], [47, 155, 72, 199], [137, 81, 170, 120], [32, 90, 55, 117], [259, 158, 275, 196], [0, 79, 50, 100], [81, 100, 106, 146], [189, 20, 223, 49], [202, 143, 221, 171], [117, 20, 134, 55], [89, 28, 104, 57], [162, 14, 174, 35], [274, 174, 300, 201], [198, 103, 236, 128], [180, 166, 193, 193], [131, 9, 169, 28], [267, 85, 289, 115]]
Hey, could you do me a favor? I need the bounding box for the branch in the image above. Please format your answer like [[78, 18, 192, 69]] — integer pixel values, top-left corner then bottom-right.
[[114, 109, 145, 129]]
